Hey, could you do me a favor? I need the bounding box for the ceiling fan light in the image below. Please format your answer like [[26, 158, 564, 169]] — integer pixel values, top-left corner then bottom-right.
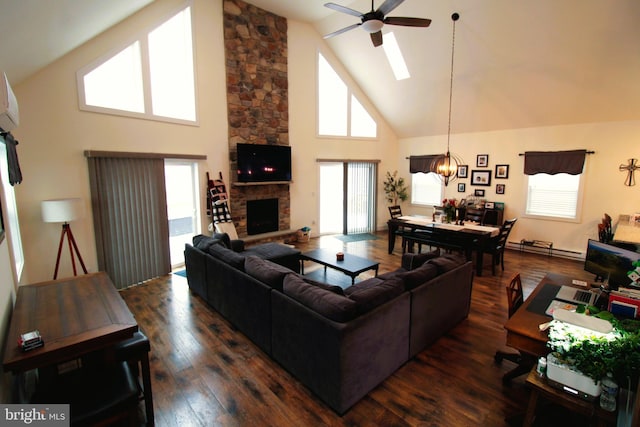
[[362, 19, 384, 33]]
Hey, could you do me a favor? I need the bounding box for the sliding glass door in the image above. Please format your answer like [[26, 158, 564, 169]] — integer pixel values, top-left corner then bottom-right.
[[319, 161, 377, 235]]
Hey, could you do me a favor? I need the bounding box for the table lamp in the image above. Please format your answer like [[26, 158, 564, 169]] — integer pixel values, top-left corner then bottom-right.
[[41, 198, 88, 279]]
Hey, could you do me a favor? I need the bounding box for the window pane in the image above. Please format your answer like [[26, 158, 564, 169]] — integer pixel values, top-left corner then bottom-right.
[[84, 42, 144, 113], [526, 173, 580, 218], [411, 172, 443, 206], [318, 53, 347, 136], [350, 95, 376, 137], [149, 7, 196, 121]]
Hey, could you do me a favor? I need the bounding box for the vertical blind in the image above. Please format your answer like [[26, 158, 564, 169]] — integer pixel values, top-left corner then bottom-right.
[[347, 161, 377, 234], [87, 156, 170, 289]]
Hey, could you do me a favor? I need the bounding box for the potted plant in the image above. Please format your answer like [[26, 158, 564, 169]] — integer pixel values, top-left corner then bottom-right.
[[383, 171, 408, 206]]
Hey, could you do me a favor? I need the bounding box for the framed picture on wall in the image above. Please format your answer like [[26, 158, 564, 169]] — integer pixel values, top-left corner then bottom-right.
[[457, 165, 468, 178], [496, 184, 505, 194], [495, 164, 509, 179], [476, 154, 489, 167], [474, 189, 485, 197], [458, 183, 466, 193], [471, 170, 492, 186]]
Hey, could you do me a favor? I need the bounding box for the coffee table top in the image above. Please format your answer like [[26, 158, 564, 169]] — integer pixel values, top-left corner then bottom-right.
[[301, 248, 379, 276]]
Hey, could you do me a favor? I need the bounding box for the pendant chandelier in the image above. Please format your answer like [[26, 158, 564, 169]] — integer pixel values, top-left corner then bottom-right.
[[433, 13, 463, 186]]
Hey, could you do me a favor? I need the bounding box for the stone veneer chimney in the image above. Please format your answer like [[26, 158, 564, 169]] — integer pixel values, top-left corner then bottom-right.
[[223, 0, 290, 237]]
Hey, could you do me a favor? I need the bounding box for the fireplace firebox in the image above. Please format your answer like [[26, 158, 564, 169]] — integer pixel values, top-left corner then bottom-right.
[[247, 198, 279, 235]]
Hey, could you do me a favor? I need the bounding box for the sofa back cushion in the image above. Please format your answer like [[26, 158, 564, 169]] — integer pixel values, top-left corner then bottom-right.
[[427, 254, 466, 274], [283, 274, 358, 323], [208, 243, 245, 270], [401, 249, 440, 270], [244, 256, 292, 291], [193, 234, 225, 251], [396, 263, 439, 290], [345, 277, 404, 314]]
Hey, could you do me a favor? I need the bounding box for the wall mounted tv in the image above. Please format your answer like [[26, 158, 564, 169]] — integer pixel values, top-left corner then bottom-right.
[[584, 239, 640, 290], [236, 143, 292, 183]]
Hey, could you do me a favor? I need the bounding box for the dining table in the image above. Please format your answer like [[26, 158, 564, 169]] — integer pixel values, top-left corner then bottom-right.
[[387, 215, 501, 276]]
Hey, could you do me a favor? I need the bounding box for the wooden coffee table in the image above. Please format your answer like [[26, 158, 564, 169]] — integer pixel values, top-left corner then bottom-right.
[[300, 248, 379, 286]]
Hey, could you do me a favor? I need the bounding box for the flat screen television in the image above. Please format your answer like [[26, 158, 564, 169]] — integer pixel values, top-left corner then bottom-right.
[[236, 143, 292, 183], [584, 239, 640, 290]]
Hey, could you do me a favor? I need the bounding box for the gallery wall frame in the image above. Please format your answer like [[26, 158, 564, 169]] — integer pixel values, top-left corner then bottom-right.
[[496, 184, 506, 194], [474, 189, 485, 197], [476, 154, 488, 167], [458, 183, 466, 192], [457, 165, 468, 178], [471, 169, 492, 186], [495, 164, 509, 179]]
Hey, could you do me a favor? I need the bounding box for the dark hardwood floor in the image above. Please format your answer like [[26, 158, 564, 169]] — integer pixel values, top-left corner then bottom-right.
[[120, 232, 599, 426]]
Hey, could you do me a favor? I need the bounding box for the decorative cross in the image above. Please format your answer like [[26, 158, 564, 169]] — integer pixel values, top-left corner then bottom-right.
[[619, 158, 640, 186]]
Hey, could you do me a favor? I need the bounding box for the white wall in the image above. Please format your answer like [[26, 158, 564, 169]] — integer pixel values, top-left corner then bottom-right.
[[398, 120, 640, 255]]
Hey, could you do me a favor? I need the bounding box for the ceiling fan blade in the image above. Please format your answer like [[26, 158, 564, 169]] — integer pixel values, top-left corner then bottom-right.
[[384, 17, 432, 27], [370, 31, 383, 47], [324, 2, 363, 18], [323, 23, 361, 39], [377, 0, 404, 16]]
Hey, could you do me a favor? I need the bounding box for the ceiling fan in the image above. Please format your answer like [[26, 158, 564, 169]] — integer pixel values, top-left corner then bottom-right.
[[323, 0, 431, 47]]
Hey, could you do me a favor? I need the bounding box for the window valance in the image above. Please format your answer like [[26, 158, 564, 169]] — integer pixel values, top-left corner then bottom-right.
[[523, 149, 587, 175], [409, 154, 444, 174]]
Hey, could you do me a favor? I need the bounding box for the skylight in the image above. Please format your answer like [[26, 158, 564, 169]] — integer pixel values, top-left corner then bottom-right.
[[382, 32, 410, 80]]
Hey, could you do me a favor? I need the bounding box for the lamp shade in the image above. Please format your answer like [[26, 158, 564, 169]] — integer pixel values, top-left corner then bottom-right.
[[41, 198, 84, 223]]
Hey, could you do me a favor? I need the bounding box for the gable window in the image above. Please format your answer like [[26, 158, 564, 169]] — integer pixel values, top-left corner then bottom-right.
[[523, 150, 587, 220], [317, 52, 377, 138], [77, 3, 196, 124]]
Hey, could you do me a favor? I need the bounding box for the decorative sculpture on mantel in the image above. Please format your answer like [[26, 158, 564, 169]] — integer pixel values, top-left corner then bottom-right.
[[619, 158, 639, 186]]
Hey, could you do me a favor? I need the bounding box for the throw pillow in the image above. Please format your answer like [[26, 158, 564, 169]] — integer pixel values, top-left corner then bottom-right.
[[401, 248, 441, 270], [244, 256, 292, 291], [301, 276, 345, 295], [395, 263, 439, 290], [283, 274, 358, 323], [207, 244, 245, 270], [212, 232, 232, 249], [345, 277, 404, 313]]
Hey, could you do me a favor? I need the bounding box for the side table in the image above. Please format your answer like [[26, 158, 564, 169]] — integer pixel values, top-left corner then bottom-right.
[[523, 368, 616, 427]]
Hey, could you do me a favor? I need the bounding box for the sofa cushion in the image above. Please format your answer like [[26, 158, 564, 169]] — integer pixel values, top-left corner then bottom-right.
[[207, 244, 245, 270], [396, 263, 439, 290], [283, 274, 358, 323], [193, 234, 225, 251], [427, 254, 466, 274], [244, 256, 292, 291], [212, 232, 232, 249], [345, 277, 404, 313], [401, 248, 441, 270], [301, 277, 345, 296]]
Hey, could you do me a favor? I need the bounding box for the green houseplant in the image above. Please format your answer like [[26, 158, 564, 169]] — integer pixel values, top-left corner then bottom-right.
[[383, 171, 408, 206]]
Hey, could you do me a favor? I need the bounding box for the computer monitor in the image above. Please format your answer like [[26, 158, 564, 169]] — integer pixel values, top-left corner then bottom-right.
[[584, 239, 640, 290]]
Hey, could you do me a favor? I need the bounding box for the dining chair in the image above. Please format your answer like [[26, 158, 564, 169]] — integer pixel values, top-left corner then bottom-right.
[[494, 274, 534, 383], [388, 205, 403, 219], [482, 218, 517, 275]]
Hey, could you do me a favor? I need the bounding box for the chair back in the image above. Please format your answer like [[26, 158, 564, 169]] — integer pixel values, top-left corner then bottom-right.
[[506, 273, 524, 318], [388, 205, 403, 219], [600, 213, 613, 243], [493, 218, 517, 247], [464, 207, 485, 223]]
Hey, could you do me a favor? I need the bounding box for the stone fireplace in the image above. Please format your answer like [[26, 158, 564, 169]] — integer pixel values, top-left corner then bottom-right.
[[223, 0, 291, 239]]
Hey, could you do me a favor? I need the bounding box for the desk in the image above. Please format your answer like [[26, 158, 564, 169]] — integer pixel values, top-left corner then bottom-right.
[[2, 272, 138, 374], [387, 216, 500, 276]]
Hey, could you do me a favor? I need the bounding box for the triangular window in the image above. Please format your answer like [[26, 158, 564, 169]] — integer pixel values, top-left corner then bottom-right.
[[77, 4, 197, 124]]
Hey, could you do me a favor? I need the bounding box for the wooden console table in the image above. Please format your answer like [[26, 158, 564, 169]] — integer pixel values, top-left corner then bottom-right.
[[3, 272, 138, 373]]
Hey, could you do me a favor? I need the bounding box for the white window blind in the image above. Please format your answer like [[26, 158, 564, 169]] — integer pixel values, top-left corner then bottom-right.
[[526, 173, 581, 219], [411, 172, 443, 207]]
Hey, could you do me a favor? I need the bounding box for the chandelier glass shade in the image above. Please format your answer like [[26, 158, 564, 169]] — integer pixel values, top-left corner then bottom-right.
[[433, 12, 462, 186]]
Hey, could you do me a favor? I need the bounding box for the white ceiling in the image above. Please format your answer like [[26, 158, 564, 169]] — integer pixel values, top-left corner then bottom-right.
[[2, 0, 640, 138]]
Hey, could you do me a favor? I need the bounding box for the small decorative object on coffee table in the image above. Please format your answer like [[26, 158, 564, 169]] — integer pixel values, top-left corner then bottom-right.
[[301, 248, 379, 286]]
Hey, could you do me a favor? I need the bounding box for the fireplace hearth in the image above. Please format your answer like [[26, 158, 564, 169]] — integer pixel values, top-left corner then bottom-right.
[[247, 198, 279, 235]]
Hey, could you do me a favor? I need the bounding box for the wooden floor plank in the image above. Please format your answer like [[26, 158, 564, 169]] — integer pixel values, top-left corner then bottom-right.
[[120, 231, 598, 426]]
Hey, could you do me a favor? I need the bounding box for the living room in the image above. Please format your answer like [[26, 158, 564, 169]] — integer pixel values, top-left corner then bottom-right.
[[1, 0, 640, 416]]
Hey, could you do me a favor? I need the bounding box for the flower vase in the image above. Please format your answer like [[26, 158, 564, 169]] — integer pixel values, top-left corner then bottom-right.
[[445, 209, 455, 223]]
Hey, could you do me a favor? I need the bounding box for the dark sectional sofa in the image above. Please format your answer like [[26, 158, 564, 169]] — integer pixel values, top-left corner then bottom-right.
[[184, 234, 474, 414]]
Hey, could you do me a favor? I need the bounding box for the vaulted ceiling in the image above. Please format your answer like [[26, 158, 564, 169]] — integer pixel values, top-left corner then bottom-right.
[[2, 0, 640, 138]]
